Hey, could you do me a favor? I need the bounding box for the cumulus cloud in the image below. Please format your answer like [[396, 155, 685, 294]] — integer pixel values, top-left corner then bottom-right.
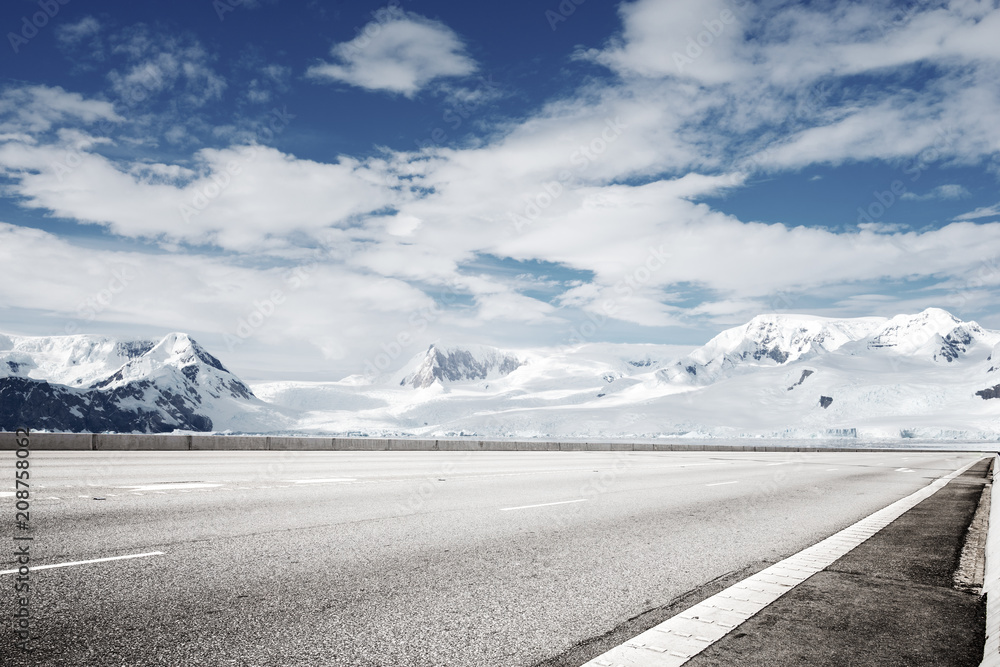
[[307, 11, 477, 96], [0, 137, 394, 252]]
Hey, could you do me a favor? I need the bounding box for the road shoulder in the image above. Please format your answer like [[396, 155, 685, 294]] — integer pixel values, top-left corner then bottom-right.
[[685, 457, 991, 667]]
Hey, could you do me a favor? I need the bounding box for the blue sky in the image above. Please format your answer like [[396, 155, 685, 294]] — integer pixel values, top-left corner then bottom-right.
[[2, 0, 1000, 379]]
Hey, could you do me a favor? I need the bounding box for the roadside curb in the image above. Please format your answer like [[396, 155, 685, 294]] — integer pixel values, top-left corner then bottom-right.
[[981, 453, 1000, 667]]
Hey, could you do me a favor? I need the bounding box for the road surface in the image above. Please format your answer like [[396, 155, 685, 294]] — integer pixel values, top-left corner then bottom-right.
[[0, 449, 983, 666]]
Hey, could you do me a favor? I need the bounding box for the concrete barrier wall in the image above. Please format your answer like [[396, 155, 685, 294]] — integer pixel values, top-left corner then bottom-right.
[[515, 441, 557, 451], [478, 440, 517, 451], [387, 439, 438, 451], [0, 431, 94, 450], [271, 436, 333, 450], [191, 435, 268, 451], [94, 433, 190, 451], [0, 432, 979, 453], [335, 438, 389, 450], [436, 440, 477, 451]]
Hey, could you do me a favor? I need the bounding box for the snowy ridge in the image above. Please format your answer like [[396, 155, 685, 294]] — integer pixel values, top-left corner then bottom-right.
[[397, 343, 524, 389], [255, 308, 1000, 441], [659, 312, 885, 385], [3, 308, 999, 439], [0, 331, 287, 433], [0, 333, 156, 387]]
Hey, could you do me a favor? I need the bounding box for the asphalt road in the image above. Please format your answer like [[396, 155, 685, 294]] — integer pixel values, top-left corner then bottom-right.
[[0, 449, 985, 666]]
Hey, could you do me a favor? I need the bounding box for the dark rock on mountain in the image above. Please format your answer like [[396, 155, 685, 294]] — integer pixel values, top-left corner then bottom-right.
[[788, 369, 814, 390], [0, 376, 212, 433], [976, 385, 1000, 400], [403, 345, 523, 389]]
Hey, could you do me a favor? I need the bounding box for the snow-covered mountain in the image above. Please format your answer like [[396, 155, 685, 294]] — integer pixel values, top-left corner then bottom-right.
[[255, 309, 1000, 441], [397, 344, 523, 388], [0, 332, 286, 433], [658, 313, 885, 385], [658, 308, 1000, 385], [4, 308, 999, 440]]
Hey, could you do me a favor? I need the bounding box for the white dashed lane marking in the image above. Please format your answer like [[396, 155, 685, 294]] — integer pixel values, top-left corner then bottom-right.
[[580, 457, 983, 667], [287, 478, 357, 484], [500, 499, 587, 511], [705, 481, 739, 487], [121, 483, 222, 492], [0, 551, 165, 576]]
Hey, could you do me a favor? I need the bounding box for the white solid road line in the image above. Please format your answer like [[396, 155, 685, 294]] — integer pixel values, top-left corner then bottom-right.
[[500, 499, 588, 511], [0, 491, 13, 497], [288, 478, 358, 484], [705, 481, 739, 487], [0, 551, 165, 576], [580, 456, 985, 667]]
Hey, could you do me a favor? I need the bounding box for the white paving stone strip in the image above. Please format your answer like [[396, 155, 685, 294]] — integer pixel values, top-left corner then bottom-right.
[[581, 457, 985, 667]]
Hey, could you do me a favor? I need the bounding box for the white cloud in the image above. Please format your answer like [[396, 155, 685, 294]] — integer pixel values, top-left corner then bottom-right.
[[900, 184, 970, 201], [307, 11, 477, 97], [591, 0, 1000, 85], [108, 28, 227, 109], [57, 16, 101, 46], [0, 137, 394, 252], [5, 1, 1000, 373], [953, 203, 1000, 221], [589, 0, 748, 83], [0, 86, 120, 135]]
